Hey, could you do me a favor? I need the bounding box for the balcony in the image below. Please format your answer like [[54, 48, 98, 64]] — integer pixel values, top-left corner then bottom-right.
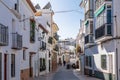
[[0, 24, 8, 46], [53, 33, 59, 41], [40, 41, 46, 50], [53, 45, 59, 51], [95, 23, 112, 42], [85, 34, 94, 46], [85, 10, 94, 20], [95, 0, 112, 11], [48, 37, 53, 44], [12, 33, 22, 50]]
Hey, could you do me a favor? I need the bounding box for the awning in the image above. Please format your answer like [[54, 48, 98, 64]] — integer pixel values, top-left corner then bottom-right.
[[95, 5, 105, 17]]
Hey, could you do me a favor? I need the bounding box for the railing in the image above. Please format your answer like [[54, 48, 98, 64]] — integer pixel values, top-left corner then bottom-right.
[[85, 10, 94, 20], [12, 33, 22, 50], [53, 33, 59, 41], [95, 0, 112, 10], [95, 23, 112, 39], [85, 34, 93, 44], [48, 37, 53, 44], [0, 23, 8, 46], [53, 45, 59, 51]]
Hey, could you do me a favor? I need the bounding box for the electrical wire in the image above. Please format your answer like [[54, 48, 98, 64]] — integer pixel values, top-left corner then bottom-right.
[[54, 9, 83, 13]]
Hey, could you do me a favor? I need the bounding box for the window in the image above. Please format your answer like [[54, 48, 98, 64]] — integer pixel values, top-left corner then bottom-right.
[[30, 19, 35, 42], [40, 58, 46, 71], [85, 56, 89, 66], [11, 54, 15, 77], [0, 24, 8, 46], [90, 21, 93, 33], [0, 53, 2, 80], [85, 56, 92, 67], [107, 9, 111, 24], [96, 11, 105, 29], [101, 55, 107, 69], [23, 50, 26, 60], [89, 56, 92, 67]]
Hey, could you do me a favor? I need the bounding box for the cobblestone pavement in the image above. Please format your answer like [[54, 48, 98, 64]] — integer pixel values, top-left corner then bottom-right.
[[30, 66, 101, 80]]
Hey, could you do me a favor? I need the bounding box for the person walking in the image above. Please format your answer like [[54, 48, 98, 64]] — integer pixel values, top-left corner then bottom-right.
[[63, 61, 66, 66]]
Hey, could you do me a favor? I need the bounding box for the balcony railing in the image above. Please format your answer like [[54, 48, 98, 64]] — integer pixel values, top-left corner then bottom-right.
[[85, 10, 94, 20], [85, 34, 94, 44], [53, 45, 59, 51], [53, 33, 59, 41], [48, 37, 53, 44], [95, 0, 112, 10], [0, 23, 8, 46], [12, 33, 22, 50], [95, 23, 112, 40]]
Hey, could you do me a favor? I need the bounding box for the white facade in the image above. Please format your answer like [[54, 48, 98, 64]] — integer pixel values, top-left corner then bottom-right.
[[0, 0, 21, 80], [76, 20, 85, 74], [0, 0, 53, 80], [33, 5, 54, 75], [80, 0, 120, 80]]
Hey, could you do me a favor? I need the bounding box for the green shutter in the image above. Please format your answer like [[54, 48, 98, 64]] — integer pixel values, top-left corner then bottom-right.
[[95, 5, 105, 17]]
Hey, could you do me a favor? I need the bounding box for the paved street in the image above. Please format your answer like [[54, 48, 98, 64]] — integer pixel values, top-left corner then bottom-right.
[[52, 66, 79, 80], [30, 66, 101, 80]]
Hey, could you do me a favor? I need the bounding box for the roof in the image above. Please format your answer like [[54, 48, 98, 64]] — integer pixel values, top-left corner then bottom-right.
[[43, 2, 51, 9], [26, 0, 36, 13]]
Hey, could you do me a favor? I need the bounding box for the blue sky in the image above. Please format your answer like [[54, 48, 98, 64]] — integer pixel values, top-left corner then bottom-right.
[[32, 0, 84, 39]]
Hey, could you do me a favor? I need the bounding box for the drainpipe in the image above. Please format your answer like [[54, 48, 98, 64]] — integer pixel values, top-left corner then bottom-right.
[[116, 48, 118, 80], [114, 15, 118, 80]]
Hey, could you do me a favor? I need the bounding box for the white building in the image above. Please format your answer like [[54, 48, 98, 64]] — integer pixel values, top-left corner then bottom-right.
[[0, 0, 22, 80], [80, 0, 120, 80], [0, 0, 49, 80], [76, 20, 85, 74], [31, 1, 56, 76]]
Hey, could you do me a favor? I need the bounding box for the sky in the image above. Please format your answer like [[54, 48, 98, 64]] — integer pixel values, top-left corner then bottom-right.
[[32, 0, 84, 40]]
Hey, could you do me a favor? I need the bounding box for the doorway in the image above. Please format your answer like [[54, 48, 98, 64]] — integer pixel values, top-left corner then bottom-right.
[[4, 54, 8, 80], [29, 54, 33, 77]]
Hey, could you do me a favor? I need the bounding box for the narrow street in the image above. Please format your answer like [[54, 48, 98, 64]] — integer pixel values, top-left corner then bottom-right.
[[52, 66, 79, 80], [31, 66, 101, 80]]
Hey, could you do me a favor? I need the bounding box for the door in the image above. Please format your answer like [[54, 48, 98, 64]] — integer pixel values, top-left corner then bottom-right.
[[29, 54, 33, 77], [49, 60, 50, 72], [4, 54, 7, 80], [109, 55, 113, 80]]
